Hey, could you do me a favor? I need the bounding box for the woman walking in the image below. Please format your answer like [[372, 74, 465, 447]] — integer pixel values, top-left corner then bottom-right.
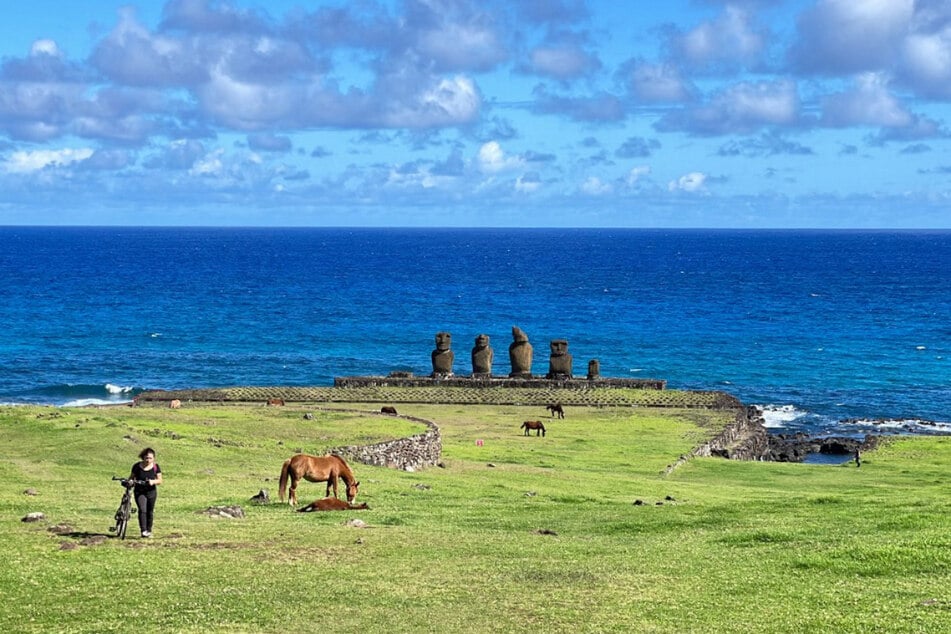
[[130, 447, 163, 538]]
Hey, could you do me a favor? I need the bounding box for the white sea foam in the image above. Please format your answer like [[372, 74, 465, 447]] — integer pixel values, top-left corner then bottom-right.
[[758, 404, 807, 428], [845, 418, 951, 434], [105, 383, 134, 394], [63, 398, 128, 407]]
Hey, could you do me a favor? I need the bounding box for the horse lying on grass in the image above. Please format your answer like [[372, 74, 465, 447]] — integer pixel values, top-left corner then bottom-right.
[[297, 497, 370, 512], [521, 420, 546, 436], [278, 454, 360, 506]]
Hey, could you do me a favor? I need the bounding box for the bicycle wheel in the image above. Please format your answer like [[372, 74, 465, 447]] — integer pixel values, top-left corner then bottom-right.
[[116, 502, 131, 540]]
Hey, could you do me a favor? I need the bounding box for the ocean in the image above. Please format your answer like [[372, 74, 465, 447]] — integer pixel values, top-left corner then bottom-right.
[[1, 227, 948, 437]]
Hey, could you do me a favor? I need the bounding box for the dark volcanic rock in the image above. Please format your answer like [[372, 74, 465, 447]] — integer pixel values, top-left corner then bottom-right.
[[767, 433, 880, 463]]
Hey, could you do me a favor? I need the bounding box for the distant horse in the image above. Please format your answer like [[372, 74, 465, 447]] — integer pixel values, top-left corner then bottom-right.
[[546, 403, 565, 419], [169, 399, 182, 409], [267, 398, 285, 406], [521, 420, 546, 436], [297, 497, 370, 512], [278, 454, 360, 506], [381, 406, 398, 415]]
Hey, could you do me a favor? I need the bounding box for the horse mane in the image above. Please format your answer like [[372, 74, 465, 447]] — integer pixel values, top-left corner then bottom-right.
[[328, 454, 355, 483]]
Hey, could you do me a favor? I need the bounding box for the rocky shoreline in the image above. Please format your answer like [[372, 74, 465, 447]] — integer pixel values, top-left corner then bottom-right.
[[707, 406, 885, 463]]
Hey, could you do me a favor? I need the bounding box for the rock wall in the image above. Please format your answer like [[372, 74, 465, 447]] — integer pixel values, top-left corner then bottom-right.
[[700, 406, 771, 460], [333, 375, 666, 390], [329, 414, 442, 472], [666, 406, 769, 473]]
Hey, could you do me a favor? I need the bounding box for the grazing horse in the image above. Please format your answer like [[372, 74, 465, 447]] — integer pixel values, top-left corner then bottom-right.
[[267, 398, 285, 406], [297, 497, 370, 512], [380, 406, 398, 415], [278, 454, 360, 506], [169, 399, 182, 409], [521, 420, 546, 436], [546, 403, 565, 419]]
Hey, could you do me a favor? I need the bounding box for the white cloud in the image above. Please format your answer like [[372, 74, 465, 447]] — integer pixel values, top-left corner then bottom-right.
[[30, 39, 61, 57], [628, 62, 694, 103], [900, 26, 951, 98], [414, 75, 481, 125], [668, 172, 707, 192], [477, 141, 523, 173], [821, 73, 913, 128], [5, 147, 94, 173], [418, 21, 506, 72], [189, 148, 225, 176], [515, 174, 541, 193], [627, 166, 651, 186], [790, 0, 915, 74], [656, 80, 800, 135], [581, 176, 612, 195], [674, 6, 766, 71], [529, 44, 600, 80]]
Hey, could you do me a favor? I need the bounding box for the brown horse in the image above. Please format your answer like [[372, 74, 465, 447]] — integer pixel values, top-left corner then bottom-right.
[[521, 420, 546, 436], [297, 497, 370, 512], [546, 403, 565, 419], [278, 454, 360, 506]]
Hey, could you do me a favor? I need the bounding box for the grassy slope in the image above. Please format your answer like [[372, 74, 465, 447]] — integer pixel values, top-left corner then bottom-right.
[[0, 402, 949, 633]]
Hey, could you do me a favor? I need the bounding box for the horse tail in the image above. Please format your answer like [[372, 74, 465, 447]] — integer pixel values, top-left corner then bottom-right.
[[278, 459, 291, 503]]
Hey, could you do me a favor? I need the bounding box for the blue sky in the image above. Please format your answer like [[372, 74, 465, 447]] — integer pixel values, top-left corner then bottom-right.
[[1, 0, 951, 227]]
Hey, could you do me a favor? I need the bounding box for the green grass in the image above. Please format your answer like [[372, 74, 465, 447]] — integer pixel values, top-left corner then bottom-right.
[[1, 402, 949, 633]]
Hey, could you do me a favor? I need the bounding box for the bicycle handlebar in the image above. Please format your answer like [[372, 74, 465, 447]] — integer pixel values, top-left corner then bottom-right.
[[112, 476, 149, 487]]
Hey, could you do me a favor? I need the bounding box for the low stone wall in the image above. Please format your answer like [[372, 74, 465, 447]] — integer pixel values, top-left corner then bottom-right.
[[665, 406, 769, 474], [333, 375, 667, 390], [700, 406, 771, 460], [329, 413, 442, 472]]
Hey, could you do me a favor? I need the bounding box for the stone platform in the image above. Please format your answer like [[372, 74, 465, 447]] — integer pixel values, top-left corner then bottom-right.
[[333, 374, 667, 390]]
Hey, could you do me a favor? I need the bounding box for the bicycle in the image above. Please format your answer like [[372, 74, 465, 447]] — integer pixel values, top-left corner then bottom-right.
[[109, 476, 145, 539]]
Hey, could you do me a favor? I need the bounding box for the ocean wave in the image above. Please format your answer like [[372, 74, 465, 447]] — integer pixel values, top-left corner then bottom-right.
[[840, 418, 951, 435], [758, 404, 808, 427], [63, 398, 130, 407], [105, 383, 136, 394], [14, 383, 145, 406]]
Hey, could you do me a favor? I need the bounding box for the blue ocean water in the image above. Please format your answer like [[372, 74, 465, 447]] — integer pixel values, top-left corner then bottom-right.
[[0, 227, 948, 436]]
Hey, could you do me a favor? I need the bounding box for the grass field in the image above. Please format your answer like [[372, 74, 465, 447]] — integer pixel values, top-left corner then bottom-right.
[[1, 401, 949, 633]]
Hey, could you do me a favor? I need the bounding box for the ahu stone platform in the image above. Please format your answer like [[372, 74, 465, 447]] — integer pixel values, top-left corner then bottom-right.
[[333, 374, 667, 390]]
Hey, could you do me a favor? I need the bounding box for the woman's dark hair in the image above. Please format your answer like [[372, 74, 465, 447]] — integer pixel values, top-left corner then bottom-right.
[[139, 447, 156, 460]]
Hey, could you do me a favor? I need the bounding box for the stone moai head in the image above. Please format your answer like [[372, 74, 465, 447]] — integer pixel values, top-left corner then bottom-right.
[[587, 359, 600, 380], [431, 331, 454, 376], [471, 333, 493, 376], [435, 331, 452, 351], [546, 338, 572, 379], [508, 326, 533, 377]]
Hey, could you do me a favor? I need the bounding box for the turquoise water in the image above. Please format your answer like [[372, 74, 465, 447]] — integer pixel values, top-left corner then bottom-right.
[[0, 227, 948, 436]]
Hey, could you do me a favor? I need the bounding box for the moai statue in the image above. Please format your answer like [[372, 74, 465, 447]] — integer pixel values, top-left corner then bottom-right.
[[471, 334, 494, 377], [508, 326, 533, 378], [431, 331, 454, 377], [587, 359, 601, 380], [546, 339, 573, 379]]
